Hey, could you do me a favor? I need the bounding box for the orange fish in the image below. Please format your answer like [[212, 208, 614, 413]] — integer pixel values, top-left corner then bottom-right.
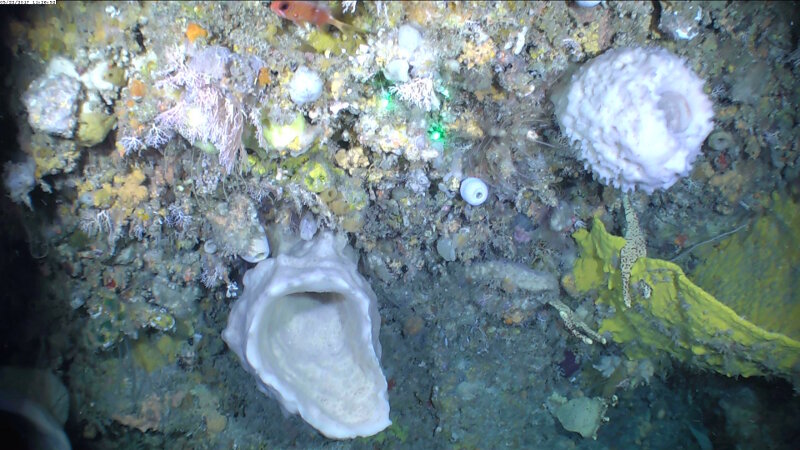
[[270, 1, 350, 32]]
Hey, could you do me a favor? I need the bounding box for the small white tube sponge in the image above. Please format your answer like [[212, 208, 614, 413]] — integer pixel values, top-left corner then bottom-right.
[[553, 47, 713, 193], [222, 232, 390, 439]]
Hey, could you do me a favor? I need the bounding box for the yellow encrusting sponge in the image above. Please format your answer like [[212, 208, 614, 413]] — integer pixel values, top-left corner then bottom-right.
[[569, 197, 800, 386]]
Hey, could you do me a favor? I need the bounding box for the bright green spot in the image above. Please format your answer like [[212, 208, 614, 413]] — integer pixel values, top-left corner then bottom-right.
[[104, 65, 126, 87], [427, 121, 446, 143], [280, 153, 309, 173], [91, 184, 114, 208], [306, 30, 339, 53], [365, 422, 408, 445], [379, 91, 394, 111]]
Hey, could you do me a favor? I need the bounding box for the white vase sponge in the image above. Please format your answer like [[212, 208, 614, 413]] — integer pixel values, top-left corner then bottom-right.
[[222, 231, 390, 439]]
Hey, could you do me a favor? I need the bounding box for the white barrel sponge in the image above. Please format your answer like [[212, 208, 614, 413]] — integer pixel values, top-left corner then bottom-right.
[[554, 47, 713, 193], [222, 232, 390, 439]]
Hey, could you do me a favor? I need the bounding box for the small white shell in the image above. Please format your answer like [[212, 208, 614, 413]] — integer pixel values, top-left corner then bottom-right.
[[460, 177, 489, 206]]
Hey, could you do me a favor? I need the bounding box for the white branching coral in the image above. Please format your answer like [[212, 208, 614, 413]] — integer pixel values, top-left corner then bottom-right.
[[549, 299, 607, 345], [342, 0, 357, 14], [118, 135, 146, 156], [79, 209, 113, 236], [390, 76, 439, 111]]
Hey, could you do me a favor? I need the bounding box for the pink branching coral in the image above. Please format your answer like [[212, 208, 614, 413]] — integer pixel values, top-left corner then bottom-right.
[[153, 46, 246, 173]]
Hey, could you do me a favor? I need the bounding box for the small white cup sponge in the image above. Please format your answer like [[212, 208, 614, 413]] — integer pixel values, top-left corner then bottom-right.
[[553, 47, 714, 194], [460, 177, 489, 206]]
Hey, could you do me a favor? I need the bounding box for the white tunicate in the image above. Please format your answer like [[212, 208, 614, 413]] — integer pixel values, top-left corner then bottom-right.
[[384, 59, 410, 83], [575, 0, 601, 7], [241, 225, 270, 263], [658, 5, 703, 41], [549, 202, 575, 233], [3, 157, 36, 210], [70, 295, 86, 310], [289, 66, 323, 105], [592, 355, 622, 378], [203, 240, 218, 254], [405, 168, 430, 196], [554, 396, 607, 439], [398, 24, 423, 53], [436, 237, 456, 262], [187, 46, 233, 82], [460, 177, 489, 206], [299, 211, 319, 241]]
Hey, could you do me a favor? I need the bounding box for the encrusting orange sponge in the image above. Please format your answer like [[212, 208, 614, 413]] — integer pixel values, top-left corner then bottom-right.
[[185, 23, 208, 43]]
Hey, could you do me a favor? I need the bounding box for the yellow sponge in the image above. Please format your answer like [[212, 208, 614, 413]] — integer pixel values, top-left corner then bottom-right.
[[571, 198, 800, 386]]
